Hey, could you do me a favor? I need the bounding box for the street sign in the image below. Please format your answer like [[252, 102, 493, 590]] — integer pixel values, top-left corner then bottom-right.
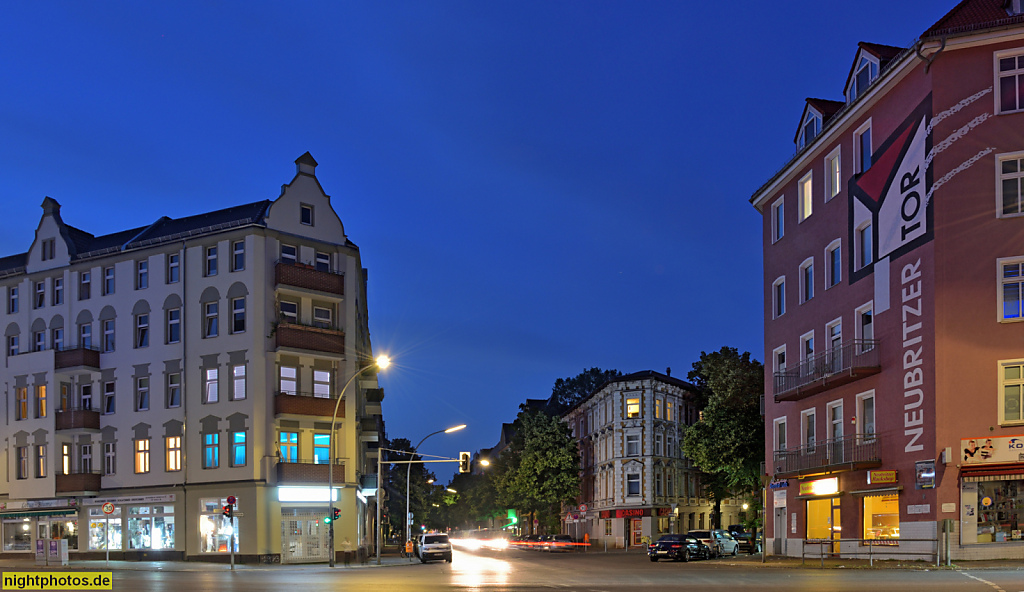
[[101, 503, 115, 515], [579, 504, 588, 512]]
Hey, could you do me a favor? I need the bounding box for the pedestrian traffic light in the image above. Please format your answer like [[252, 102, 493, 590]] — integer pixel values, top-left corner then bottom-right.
[[459, 451, 471, 473], [325, 507, 333, 524], [333, 508, 341, 521]]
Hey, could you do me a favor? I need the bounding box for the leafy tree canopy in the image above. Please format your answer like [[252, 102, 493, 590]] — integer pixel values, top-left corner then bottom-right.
[[546, 367, 622, 416]]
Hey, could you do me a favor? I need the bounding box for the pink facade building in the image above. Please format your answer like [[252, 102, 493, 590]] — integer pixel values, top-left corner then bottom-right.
[[752, 0, 1024, 560]]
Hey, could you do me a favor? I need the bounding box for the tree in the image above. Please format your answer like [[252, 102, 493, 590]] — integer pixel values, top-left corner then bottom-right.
[[493, 407, 581, 533], [546, 368, 622, 416], [383, 437, 437, 541], [682, 347, 764, 530]]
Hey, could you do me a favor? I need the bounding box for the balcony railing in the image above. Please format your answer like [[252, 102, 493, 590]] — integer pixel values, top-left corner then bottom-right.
[[772, 434, 882, 478], [276, 459, 345, 484], [55, 470, 102, 494], [774, 340, 880, 401], [275, 323, 345, 355], [275, 390, 344, 417], [54, 345, 101, 370], [55, 406, 101, 431], [275, 261, 344, 296]]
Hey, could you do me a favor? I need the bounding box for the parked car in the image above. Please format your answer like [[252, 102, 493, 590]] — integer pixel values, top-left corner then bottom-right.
[[545, 534, 575, 552], [416, 533, 453, 563], [727, 524, 759, 554], [687, 529, 739, 557], [647, 534, 710, 562]]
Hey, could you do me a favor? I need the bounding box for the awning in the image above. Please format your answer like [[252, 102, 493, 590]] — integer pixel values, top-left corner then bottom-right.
[[850, 486, 903, 497], [961, 463, 1024, 482], [0, 508, 78, 519]]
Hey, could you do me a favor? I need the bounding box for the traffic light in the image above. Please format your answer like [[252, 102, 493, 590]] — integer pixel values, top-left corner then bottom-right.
[[459, 451, 471, 473], [325, 507, 333, 524], [222, 504, 233, 519], [333, 508, 341, 521]]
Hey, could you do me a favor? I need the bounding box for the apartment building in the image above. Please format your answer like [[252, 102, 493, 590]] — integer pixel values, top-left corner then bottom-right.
[[0, 153, 385, 563], [563, 370, 746, 548], [751, 0, 1024, 560]]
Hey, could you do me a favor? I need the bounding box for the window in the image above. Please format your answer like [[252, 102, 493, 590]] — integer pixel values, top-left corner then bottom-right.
[[856, 222, 873, 269], [103, 381, 116, 414], [772, 198, 784, 243], [655, 433, 664, 456], [34, 281, 45, 309], [136, 377, 150, 411], [80, 384, 92, 411], [798, 112, 821, 149], [280, 301, 297, 323], [997, 50, 1024, 113], [16, 447, 27, 479], [655, 399, 663, 419], [204, 302, 218, 338], [279, 432, 298, 462], [103, 266, 114, 296], [665, 400, 674, 422], [855, 122, 872, 173], [204, 433, 219, 469], [856, 302, 874, 352], [773, 345, 787, 374], [626, 433, 640, 456], [863, 494, 899, 542], [313, 369, 330, 398], [280, 366, 297, 395], [801, 409, 816, 452], [826, 240, 842, 288], [15, 387, 27, 420], [231, 240, 245, 272], [104, 442, 115, 475], [166, 308, 180, 343], [135, 439, 150, 473], [77, 274, 93, 305], [35, 385, 46, 418], [51, 328, 63, 350], [999, 152, 1024, 217], [7, 335, 18, 357], [799, 258, 814, 303], [8, 286, 18, 313], [81, 444, 92, 473], [655, 472, 663, 497], [204, 368, 219, 404], [773, 277, 786, 318], [205, 246, 218, 276], [231, 298, 245, 334], [999, 257, 1024, 321], [33, 331, 44, 352], [52, 278, 63, 306], [35, 445, 46, 478], [626, 473, 641, 496], [136, 260, 148, 290], [300, 204, 314, 226], [774, 418, 787, 452], [167, 373, 181, 408], [1000, 360, 1024, 424], [167, 254, 180, 284], [800, 331, 815, 376], [798, 172, 813, 222], [135, 313, 149, 348], [166, 436, 181, 471], [857, 391, 876, 441], [625, 397, 640, 419], [79, 323, 91, 348], [280, 244, 297, 265], [102, 319, 115, 352], [232, 365, 246, 401], [848, 54, 879, 102], [312, 306, 331, 329], [315, 251, 330, 272], [313, 433, 330, 464], [827, 320, 843, 373], [41, 238, 55, 261], [825, 147, 841, 201], [231, 432, 247, 467]]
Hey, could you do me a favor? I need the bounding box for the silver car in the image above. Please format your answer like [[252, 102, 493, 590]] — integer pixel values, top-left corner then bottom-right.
[[687, 529, 739, 557]]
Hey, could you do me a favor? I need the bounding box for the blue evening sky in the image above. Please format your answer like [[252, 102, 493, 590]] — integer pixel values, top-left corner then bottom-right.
[[1, 1, 947, 480]]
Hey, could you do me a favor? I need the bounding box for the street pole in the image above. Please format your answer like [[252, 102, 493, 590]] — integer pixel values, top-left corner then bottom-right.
[[376, 445, 382, 565]]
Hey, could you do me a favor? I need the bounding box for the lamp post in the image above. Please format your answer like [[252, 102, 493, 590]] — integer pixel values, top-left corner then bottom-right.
[[405, 424, 466, 551], [328, 354, 389, 568]]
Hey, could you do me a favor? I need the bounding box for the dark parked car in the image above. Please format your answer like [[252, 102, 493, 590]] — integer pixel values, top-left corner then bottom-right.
[[728, 525, 760, 554], [647, 534, 710, 562]]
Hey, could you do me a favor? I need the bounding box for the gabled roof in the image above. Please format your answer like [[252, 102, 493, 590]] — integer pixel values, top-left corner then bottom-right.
[[794, 98, 846, 144], [925, 0, 1024, 37], [843, 42, 906, 99]]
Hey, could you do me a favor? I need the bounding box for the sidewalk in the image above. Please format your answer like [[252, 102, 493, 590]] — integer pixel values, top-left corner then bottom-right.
[[0, 552, 421, 573]]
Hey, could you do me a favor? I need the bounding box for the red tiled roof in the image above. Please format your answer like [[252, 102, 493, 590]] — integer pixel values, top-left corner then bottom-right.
[[859, 42, 904, 61], [806, 98, 845, 122], [925, 0, 1024, 37]]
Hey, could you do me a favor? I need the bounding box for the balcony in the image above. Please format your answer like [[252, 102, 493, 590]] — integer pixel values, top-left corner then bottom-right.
[[774, 340, 880, 402], [55, 470, 102, 495], [360, 416, 381, 442], [275, 261, 344, 296], [772, 434, 882, 479], [365, 388, 384, 415], [54, 346, 100, 370], [275, 391, 344, 418], [275, 323, 345, 356], [55, 406, 101, 431], [276, 459, 345, 484]]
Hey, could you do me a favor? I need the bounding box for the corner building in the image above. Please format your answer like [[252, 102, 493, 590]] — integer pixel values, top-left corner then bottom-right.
[[0, 153, 385, 563], [752, 0, 1024, 560]]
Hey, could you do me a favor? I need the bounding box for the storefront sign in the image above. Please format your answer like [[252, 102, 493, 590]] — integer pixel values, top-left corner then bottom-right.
[[961, 433, 1024, 465], [768, 479, 789, 490], [3, 499, 75, 510], [655, 507, 672, 517], [799, 477, 838, 496], [868, 470, 898, 484], [600, 508, 652, 519], [84, 495, 175, 506], [773, 490, 787, 508]]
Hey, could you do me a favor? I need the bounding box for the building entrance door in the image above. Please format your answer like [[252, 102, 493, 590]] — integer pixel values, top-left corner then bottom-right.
[[281, 513, 329, 563], [630, 519, 643, 547], [773, 508, 786, 555]]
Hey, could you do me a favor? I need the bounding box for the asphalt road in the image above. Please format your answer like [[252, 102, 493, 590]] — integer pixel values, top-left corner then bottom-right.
[[3, 548, 1022, 592]]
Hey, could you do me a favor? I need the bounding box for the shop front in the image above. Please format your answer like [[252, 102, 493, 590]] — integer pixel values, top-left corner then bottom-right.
[[598, 507, 673, 547], [960, 434, 1024, 546], [0, 501, 79, 555], [84, 494, 179, 559]]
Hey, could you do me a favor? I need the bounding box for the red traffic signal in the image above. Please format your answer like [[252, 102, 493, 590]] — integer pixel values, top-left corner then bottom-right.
[[333, 508, 340, 520], [222, 504, 234, 519]]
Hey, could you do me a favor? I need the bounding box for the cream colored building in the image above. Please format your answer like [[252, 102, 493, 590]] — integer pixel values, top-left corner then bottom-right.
[[0, 153, 384, 563]]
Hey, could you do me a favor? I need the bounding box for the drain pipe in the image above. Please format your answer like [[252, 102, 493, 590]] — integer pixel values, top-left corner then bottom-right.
[[915, 36, 946, 74]]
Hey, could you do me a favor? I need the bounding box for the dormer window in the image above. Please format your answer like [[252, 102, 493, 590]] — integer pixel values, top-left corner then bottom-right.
[[847, 55, 879, 102], [798, 112, 822, 150]]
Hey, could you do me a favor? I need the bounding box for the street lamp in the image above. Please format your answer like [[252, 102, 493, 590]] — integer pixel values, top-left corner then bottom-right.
[[405, 424, 466, 550], [328, 354, 389, 568]]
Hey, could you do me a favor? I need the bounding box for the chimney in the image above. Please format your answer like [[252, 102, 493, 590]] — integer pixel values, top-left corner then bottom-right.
[[666, 367, 671, 377], [295, 152, 318, 176]]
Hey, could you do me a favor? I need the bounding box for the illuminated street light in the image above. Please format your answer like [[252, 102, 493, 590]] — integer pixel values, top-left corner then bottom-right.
[[479, 459, 491, 466], [446, 488, 457, 494]]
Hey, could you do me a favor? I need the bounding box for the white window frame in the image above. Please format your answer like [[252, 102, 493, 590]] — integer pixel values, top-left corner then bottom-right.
[[625, 433, 640, 457], [135, 313, 149, 349], [798, 111, 821, 150], [854, 119, 872, 174], [997, 150, 1024, 218], [204, 302, 218, 338], [103, 266, 115, 296], [626, 473, 641, 497], [798, 171, 813, 222], [231, 297, 246, 334], [231, 240, 245, 272], [800, 408, 816, 452], [773, 417, 787, 453], [104, 442, 115, 475], [205, 245, 218, 277], [232, 364, 246, 401], [167, 372, 181, 408], [52, 278, 63, 306], [825, 146, 842, 202], [847, 54, 879, 102], [167, 253, 180, 284], [166, 436, 182, 472], [771, 197, 784, 243], [772, 276, 786, 319], [855, 221, 873, 270], [855, 301, 875, 352], [134, 438, 150, 474], [799, 257, 814, 303], [998, 256, 1024, 322], [773, 345, 787, 374], [825, 239, 842, 289], [166, 308, 181, 344], [800, 330, 815, 377], [280, 244, 297, 265], [204, 368, 219, 404], [136, 377, 150, 411], [826, 399, 844, 442], [995, 48, 1024, 114], [280, 301, 298, 324], [999, 359, 1024, 425], [855, 390, 876, 442], [136, 259, 148, 290]]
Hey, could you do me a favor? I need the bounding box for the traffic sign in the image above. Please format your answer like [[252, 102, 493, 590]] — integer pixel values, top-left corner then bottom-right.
[[101, 503, 115, 515], [579, 504, 588, 512]]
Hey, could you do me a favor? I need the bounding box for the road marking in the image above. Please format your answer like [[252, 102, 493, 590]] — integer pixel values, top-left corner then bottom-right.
[[961, 571, 1006, 592]]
